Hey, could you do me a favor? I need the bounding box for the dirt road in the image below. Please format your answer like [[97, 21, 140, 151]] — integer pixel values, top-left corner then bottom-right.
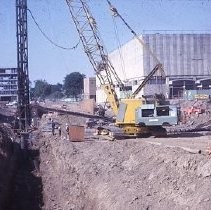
[[143, 133, 211, 153]]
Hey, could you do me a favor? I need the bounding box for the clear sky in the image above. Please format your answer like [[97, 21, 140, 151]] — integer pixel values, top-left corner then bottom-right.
[[0, 0, 211, 85]]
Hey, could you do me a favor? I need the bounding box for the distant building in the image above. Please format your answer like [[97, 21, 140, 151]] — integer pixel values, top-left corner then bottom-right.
[[96, 33, 211, 103], [83, 77, 96, 100], [0, 68, 18, 101]]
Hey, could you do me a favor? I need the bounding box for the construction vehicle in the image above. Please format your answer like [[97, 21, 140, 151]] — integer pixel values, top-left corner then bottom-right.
[[65, 0, 178, 136]]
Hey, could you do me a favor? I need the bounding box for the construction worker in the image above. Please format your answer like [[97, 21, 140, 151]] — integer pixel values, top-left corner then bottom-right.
[[58, 126, 62, 137], [65, 123, 69, 139], [51, 119, 55, 135]]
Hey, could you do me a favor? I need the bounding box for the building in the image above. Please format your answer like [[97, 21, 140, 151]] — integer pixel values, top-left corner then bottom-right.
[[83, 77, 96, 100], [0, 68, 18, 101], [96, 33, 211, 103]]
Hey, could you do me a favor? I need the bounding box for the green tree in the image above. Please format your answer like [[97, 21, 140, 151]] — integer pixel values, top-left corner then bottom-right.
[[63, 72, 85, 99], [50, 83, 63, 93], [32, 80, 51, 99], [48, 91, 64, 99], [31, 80, 63, 100], [47, 83, 63, 99]]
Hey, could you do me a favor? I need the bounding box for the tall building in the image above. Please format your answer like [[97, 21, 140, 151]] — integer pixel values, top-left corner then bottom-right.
[[83, 77, 96, 100], [0, 68, 18, 101], [96, 33, 211, 103]]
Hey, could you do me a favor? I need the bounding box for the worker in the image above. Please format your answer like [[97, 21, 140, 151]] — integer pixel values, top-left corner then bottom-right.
[[58, 126, 61, 137], [65, 123, 69, 139], [51, 119, 55, 135]]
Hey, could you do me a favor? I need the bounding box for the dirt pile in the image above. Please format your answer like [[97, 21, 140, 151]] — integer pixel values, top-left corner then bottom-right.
[[0, 105, 16, 124], [39, 132, 211, 210]]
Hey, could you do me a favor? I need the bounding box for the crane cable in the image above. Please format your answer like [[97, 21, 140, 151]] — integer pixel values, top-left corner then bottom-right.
[[106, 0, 161, 65], [27, 8, 80, 50], [107, 0, 165, 95], [111, 15, 127, 81]]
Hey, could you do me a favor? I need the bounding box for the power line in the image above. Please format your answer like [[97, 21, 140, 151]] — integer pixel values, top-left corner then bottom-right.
[[27, 8, 80, 50]]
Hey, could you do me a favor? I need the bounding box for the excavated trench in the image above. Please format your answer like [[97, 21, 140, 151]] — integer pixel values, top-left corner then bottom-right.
[[10, 144, 43, 210], [0, 123, 43, 210], [9, 134, 43, 210]]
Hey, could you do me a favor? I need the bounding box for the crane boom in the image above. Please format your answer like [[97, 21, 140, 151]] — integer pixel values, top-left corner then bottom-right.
[[66, 0, 124, 114], [130, 64, 162, 98]]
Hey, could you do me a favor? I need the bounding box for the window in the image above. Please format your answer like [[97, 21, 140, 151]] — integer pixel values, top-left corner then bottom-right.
[[0, 69, 5, 74], [156, 106, 169, 116], [147, 76, 165, 85], [11, 69, 17, 74], [120, 86, 132, 91], [142, 109, 154, 117]]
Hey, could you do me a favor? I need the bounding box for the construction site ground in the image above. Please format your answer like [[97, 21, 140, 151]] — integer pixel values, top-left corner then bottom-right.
[[1, 100, 211, 210], [39, 130, 211, 210]]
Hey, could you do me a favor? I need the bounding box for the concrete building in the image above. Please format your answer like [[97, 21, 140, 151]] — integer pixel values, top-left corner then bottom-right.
[[83, 77, 96, 100], [0, 68, 18, 101], [96, 33, 211, 103]]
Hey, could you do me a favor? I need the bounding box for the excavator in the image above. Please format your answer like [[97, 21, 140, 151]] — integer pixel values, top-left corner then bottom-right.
[[65, 0, 178, 136]]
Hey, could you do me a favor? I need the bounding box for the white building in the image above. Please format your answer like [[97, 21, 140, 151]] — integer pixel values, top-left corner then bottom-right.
[[96, 33, 211, 103], [83, 77, 96, 100]]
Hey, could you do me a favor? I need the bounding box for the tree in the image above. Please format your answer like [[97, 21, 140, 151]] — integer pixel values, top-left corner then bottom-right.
[[30, 80, 64, 100], [63, 72, 85, 99], [48, 91, 64, 100], [50, 83, 63, 93], [47, 83, 64, 99], [32, 80, 51, 99]]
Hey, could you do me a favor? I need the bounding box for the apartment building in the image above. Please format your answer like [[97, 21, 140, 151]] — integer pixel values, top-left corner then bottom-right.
[[0, 68, 18, 101], [83, 77, 96, 100]]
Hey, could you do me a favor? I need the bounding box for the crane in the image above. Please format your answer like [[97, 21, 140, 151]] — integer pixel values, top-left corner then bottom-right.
[[65, 0, 178, 136]]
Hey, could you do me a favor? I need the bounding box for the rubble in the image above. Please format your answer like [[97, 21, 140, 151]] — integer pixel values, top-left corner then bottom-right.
[[168, 99, 211, 133]]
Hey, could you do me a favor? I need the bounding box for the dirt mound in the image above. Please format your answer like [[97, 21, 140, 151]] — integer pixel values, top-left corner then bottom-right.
[[39, 133, 211, 210]]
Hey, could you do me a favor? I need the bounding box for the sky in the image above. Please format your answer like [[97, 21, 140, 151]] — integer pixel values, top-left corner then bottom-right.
[[0, 0, 211, 85]]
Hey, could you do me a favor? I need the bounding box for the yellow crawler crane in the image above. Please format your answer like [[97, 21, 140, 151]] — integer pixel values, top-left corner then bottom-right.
[[65, 0, 178, 136]]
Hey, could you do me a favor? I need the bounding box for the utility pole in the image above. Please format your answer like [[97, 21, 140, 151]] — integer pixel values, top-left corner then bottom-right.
[[16, 0, 31, 132]]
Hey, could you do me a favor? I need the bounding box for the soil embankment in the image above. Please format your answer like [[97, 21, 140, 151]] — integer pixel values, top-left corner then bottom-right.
[[39, 131, 211, 210]]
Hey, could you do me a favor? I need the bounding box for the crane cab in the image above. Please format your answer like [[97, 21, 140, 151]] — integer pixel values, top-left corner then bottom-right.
[[115, 99, 178, 136], [135, 104, 178, 126]]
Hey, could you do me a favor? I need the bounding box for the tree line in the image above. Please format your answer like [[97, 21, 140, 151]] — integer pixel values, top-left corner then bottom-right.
[[30, 72, 85, 101]]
